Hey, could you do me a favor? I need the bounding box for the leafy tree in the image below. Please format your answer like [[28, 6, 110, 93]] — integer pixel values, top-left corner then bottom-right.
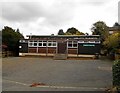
[[76, 31, 85, 35], [66, 27, 77, 35], [103, 33, 120, 53], [51, 34, 54, 36], [58, 29, 64, 35], [113, 22, 120, 27], [2, 26, 24, 56], [85, 33, 89, 35], [91, 21, 109, 42], [65, 27, 85, 35]]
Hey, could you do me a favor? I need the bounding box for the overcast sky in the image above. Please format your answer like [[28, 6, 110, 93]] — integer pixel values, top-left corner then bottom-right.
[[0, 0, 119, 37]]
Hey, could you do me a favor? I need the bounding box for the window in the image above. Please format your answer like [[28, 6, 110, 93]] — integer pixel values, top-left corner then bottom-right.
[[68, 41, 77, 48], [109, 31, 113, 34], [95, 41, 100, 43], [38, 41, 47, 47], [53, 42, 56, 46], [28, 40, 38, 47], [28, 41, 34, 47], [84, 41, 89, 43], [19, 40, 26, 43], [68, 41, 72, 48], [38, 41, 42, 46], [43, 43, 47, 46], [48, 41, 52, 46], [22, 40, 25, 42], [89, 41, 95, 43], [78, 41, 84, 43], [48, 41, 57, 47], [73, 41, 77, 47], [28, 40, 57, 47], [39, 43, 42, 46], [43, 41, 47, 46], [34, 43, 37, 46]]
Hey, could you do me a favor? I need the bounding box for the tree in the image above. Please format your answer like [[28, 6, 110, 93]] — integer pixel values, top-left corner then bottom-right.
[[51, 34, 54, 36], [2, 26, 24, 56], [85, 33, 89, 35], [65, 27, 85, 35], [58, 29, 64, 35], [103, 33, 120, 53], [16, 28, 24, 39], [91, 21, 109, 42], [113, 22, 120, 27]]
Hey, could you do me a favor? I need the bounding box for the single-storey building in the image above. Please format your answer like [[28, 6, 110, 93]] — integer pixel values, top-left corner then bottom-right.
[[108, 25, 120, 35], [19, 35, 101, 57]]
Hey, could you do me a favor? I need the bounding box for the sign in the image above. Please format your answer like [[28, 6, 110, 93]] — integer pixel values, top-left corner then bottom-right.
[[83, 44, 95, 47]]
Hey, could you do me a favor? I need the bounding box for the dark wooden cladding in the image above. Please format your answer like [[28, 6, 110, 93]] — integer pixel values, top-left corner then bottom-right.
[[48, 47, 56, 53], [68, 48, 77, 54], [38, 48, 46, 53], [28, 48, 36, 53], [28, 47, 78, 54], [28, 47, 56, 54]]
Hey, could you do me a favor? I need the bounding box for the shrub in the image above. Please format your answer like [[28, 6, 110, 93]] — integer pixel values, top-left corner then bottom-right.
[[113, 60, 120, 86]]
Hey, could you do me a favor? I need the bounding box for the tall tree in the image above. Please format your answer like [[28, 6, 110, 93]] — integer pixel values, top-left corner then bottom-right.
[[91, 21, 109, 42], [65, 27, 85, 35], [58, 29, 64, 35], [16, 28, 24, 39], [2, 26, 24, 56]]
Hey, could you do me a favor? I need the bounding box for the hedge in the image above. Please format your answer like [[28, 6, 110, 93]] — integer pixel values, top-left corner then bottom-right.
[[113, 60, 120, 86]]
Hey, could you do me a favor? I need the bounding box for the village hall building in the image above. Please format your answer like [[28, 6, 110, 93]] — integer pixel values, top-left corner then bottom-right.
[[19, 35, 101, 58]]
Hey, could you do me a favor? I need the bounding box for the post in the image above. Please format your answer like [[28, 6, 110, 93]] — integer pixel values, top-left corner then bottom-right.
[[36, 41, 38, 53], [46, 41, 48, 56], [77, 40, 78, 57]]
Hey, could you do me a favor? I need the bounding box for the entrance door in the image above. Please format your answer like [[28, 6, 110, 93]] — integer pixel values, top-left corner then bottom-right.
[[57, 41, 67, 54]]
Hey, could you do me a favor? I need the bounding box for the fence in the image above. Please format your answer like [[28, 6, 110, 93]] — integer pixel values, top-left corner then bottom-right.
[[2, 51, 14, 57]]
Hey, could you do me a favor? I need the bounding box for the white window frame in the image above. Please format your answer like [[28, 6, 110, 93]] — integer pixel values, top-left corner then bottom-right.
[[22, 40, 25, 42], [38, 41, 47, 47], [28, 40, 35, 47], [47, 41, 57, 47], [78, 41, 84, 43], [28, 40, 57, 47], [67, 41, 77, 48], [95, 41, 100, 44], [88, 41, 95, 43]]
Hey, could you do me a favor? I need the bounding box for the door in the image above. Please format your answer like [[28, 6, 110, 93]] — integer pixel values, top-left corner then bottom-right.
[[57, 41, 67, 54]]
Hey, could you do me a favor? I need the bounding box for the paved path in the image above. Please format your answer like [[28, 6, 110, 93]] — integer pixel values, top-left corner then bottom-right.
[[2, 57, 112, 91]]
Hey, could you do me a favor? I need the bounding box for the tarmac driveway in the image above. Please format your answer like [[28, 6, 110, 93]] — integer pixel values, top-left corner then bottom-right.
[[2, 57, 112, 91]]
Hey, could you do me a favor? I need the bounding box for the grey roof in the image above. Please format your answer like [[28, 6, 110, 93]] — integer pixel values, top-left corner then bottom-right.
[[109, 26, 120, 31], [26, 35, 100, 38]]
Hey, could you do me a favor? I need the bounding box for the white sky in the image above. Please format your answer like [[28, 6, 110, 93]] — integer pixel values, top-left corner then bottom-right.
[[0, 0, 119, 37]]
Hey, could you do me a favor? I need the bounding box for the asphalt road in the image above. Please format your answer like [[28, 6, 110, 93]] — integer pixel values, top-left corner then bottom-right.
[[2, 57, 112, 91]]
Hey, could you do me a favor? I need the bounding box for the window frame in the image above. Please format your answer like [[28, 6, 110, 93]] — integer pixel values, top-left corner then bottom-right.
[[67, 41, 78, 48], [47, 41, 57, 47], [28, 40, 57, 47]]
